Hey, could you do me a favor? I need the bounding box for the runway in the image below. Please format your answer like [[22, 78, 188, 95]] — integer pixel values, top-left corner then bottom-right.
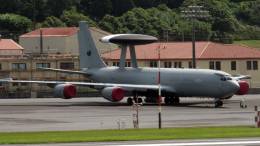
[[0, 95, 259, 132]]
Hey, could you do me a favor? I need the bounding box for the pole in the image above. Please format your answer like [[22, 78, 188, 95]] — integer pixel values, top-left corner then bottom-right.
[[40, 29, 43, 54], [181, 5, 209, 69], [158, 45, 162, 129], [192, 18, 196, 68]]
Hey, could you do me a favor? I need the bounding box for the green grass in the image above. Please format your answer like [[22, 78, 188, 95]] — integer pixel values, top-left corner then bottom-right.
[[234, 40, 260, 49], [0, 126, 260, 144]]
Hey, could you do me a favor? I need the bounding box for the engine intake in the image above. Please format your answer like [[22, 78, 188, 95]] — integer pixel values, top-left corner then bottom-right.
[[236, 80, 249, 95], [101, 87, 125, 102], [54, 84, 77, 99]]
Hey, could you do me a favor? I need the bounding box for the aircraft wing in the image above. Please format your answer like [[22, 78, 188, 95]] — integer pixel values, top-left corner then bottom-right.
[[0, 78, 171, 92], [37, 67, 90, 76]]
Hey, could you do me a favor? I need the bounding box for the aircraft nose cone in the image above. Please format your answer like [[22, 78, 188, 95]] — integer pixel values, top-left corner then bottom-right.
[[231, 81, 240, 93]]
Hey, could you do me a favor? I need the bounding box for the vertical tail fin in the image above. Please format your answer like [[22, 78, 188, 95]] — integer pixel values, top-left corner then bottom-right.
[[78, 21, 106, 69]]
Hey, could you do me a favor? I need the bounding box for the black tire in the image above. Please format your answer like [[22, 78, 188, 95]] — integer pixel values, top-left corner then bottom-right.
[[214, 100, 223, 108], [173, 97, 180, 105], [127, 98, 133, 105], [137, 98, 143, 103], [164, 97, 170, 105]]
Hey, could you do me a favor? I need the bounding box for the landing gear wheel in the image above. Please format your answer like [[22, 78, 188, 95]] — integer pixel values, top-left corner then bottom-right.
[[214, 100, 223, 108], [137, 97, 143, 104], [165, 97, 180, 105], [164, 97, 171, 105], [127, 97, 133, 105], [173, 97, 180, 105]]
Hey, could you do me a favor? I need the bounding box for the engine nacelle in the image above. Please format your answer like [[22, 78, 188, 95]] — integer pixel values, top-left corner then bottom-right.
[[236, 80, 249, 95], [54, 84, 77, 99], [101, 87, 125, 102]]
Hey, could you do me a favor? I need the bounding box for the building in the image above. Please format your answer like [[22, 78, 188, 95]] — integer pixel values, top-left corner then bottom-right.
[[102, 41, 260, 88], [0, 39, 23, 56], [1, 26, 118, 98], [19, 27, 117, 55]]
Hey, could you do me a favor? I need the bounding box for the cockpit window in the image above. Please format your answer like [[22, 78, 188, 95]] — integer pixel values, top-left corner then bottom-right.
[[220, 76, 232, 81], [215, 73, 232, 81]]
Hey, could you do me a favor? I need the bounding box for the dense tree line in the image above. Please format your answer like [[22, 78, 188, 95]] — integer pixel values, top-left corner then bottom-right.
[[0, 0, 259, 43]]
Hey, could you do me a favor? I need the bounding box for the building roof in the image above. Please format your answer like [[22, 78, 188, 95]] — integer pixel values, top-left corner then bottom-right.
[[102, 42, 260, 60], [0, 39, 24, 50], [20, 27, 111, 37]]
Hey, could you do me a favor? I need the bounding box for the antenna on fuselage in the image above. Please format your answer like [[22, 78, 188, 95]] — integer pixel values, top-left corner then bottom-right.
[[100, 34, 158, 69]]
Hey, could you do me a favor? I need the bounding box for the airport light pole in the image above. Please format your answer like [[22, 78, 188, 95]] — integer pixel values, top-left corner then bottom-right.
[[158, 46, 161, 129], [181, 5, 209, 68], [157, 45, 165, 129]]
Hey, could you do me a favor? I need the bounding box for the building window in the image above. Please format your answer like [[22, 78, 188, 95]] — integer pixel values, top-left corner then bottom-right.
[[188, 62, 192, 68], [12, 63, 27, 70], [12, 83, 18, 86], [60, 62, 74, 69], [125, 62, 131, 67], [247, 61, 258, 70], [174, 62, 182, 68], [164, 62, 172, 68], [209, 61, 214, 69], [253, 61, 258, 70], [36, 63, 50, 68], [215, 61, 221, 70], [112, 62, 119, 66], [209, 61, 221, 70], [231, 61, 236, 70], [150, 61, 157, 68]]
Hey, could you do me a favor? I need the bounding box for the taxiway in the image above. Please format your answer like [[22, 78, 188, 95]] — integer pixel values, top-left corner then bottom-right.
[[0, 95, 259, 132]]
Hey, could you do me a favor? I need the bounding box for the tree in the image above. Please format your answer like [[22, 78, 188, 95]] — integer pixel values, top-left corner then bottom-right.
[[99, 15, 122, 33], [0, 13, 32, 39], [78, 0, 112, 20], [40, 16, 66, 27], [0, 13, 32, 32], [19, 0, 48, 22], [0, 0, 23, 14], [60, 7, 96, 27], [111, 0, 135, 16], [45, 0, 75, 17]]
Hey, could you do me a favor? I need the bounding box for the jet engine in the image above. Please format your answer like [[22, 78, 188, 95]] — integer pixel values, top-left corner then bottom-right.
[[101, 87, 125, 102], [236, 80, 249, 95], [54, 84, 77, 99]]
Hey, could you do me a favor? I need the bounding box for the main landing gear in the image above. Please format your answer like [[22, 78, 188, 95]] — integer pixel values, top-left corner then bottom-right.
[[127, 97, 143, 105], [164, 96, 180, 105], [214, 99, 223, 108]]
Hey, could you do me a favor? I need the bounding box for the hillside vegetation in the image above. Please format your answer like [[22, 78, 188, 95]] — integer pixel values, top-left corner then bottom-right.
[[0, 0, 259, 43]]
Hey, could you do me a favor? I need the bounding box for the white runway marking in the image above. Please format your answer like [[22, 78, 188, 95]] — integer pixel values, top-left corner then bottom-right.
[[113, 140, 260, 146]]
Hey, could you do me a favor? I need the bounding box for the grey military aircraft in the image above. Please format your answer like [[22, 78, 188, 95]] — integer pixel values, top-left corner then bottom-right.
[[0, 21, 250, 108]]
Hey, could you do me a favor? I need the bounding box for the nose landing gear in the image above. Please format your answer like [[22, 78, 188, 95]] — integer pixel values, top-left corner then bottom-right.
[[214, 99, 223, 108]]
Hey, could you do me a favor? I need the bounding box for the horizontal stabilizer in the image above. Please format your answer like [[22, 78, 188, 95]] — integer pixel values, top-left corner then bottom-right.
[[100, 34, 158, 45]]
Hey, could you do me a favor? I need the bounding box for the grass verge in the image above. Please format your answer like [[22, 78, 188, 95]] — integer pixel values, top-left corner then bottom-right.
[[234, 40, 260, 49], [0, 126, 260, 144]]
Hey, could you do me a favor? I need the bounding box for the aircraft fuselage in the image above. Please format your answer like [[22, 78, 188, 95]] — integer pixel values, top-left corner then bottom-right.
[[85, 67, 239, 99]]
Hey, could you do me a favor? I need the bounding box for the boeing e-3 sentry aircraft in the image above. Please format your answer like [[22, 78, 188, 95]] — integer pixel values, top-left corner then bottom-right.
[[0, 21, 250, 108]]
